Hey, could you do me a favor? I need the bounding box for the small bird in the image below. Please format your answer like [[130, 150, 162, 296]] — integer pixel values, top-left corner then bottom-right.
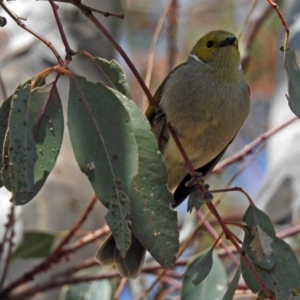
[[96, 30, 250, 278]]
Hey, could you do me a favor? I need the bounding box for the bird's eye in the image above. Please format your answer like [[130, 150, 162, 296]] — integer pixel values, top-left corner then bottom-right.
[[206, 40, 214, 48]]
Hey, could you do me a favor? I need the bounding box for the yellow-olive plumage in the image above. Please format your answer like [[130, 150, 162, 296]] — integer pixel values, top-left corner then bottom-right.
[[96, 30, 250, 278]]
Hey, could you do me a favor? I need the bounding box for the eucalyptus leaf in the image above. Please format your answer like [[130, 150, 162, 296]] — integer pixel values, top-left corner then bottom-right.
[[59, 268, 112, 300], [60, 280, 112, 300], [11, 231, 56, 260], [13, 81, 64, 205], [68, 75, 139, 257], [183, 247, 214, 285], [241, 237, 300, 299], [112, 89, 178, 269], [0, 96, 12, 187], [182, 251, 227, 299], [242, 205, 276, 270], [94, 58, 131, 99], [284, 48, 300, 118], [0, 79, 64, 205], [8, 83, 37, 193], [222, 267, 241, 300]]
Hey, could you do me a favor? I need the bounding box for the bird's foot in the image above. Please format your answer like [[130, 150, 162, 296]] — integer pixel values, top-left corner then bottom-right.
[[184, 171, 205, 187], [185, 171, 213, 200], [153, 107, 166, 124]]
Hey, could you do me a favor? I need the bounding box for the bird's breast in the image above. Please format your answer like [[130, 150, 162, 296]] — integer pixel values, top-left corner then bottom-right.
[[160, 64, 250, 170]]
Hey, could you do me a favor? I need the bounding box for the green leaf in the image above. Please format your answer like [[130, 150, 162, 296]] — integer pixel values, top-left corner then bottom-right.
[[0, 79, 63, 205], [104, 190, 131, 258], [1, 130, 12, 190], [0, 95, 12, 187], [182, 251, 227, 299], [68, 75, 139, 257], [60, 281, 111, 300], [222, 267, 241, 300], [7, 83, 38, 194], [187, 189, 209, 213], [183, 247, 214, 285], [59, 270, 112, 300], [94, 58, 132, 99], [241, 237, 300, 299], [112, 89, 178, 269], [13, 81, 64, 205], [11, 231, 56, 260], [242, 205, 276, 270], [284, 48, 300, 118]]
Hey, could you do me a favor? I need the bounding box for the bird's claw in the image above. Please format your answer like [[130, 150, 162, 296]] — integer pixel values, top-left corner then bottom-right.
[[184, 171, 205, 187], [153, 107, 166, 124]]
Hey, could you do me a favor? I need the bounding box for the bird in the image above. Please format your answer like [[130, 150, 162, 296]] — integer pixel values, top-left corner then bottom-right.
[[96, 29, 250, 279]]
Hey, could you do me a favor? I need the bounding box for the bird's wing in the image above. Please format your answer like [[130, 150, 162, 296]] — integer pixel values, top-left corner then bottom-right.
[[146, 62, 187, 149], [172, 85, 250, 207], [145, 62, 187, 122]]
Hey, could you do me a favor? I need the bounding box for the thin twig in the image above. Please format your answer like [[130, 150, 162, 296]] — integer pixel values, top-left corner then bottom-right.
[[178, 213, 207, 255], [226, 144, 265, 187], [52, 0, 125, 18], [0, 204, 15, 289], [7, 272, 121, 300], [60, 226, 109, 256], [56, 195, 98, 253], [137, 231, 225, 299], [206, 202, 273, 298], [242, 3, 273, 71], [0, 1, 64, 66], [210, 187, 254, 205], [8, 257, 192, 299], [1, 0, 26, 20], [157, 286, 179, 300], [55, 257, 97, 278], [137, 269, 166, 300], [48, 0, 74, 63], [277, 223, 300, 239], [0, 196, 97, 298], [213, 116, 298, 174], [143, 0, 173, 107], [72, 2, 157, 109], [167, 0, 178, 72], [89, 7, 124, 19], [266, 0, 289, 40], [210, 143, 265, 219], [2, 226, 110, 299], [196, 211, 240, 266], [217, 222, 300, 257], [236, 0, 258, 39], [113, 278, 127, 300]]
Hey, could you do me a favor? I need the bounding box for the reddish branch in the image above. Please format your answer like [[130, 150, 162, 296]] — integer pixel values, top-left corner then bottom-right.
[[206, 202, 273, 298], [213, 115, 298, 174], [266, 0, 289, 36], [144, 0, 174, 94], [167, 0, 178, 71], [0, 1, 64, 66], [48, 0, 74, 63], [196, 210, 240, 266], [0, 196, 97, 298]]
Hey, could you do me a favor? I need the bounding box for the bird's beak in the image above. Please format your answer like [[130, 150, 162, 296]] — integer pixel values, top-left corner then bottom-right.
[[220, 37, 236, 47]]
